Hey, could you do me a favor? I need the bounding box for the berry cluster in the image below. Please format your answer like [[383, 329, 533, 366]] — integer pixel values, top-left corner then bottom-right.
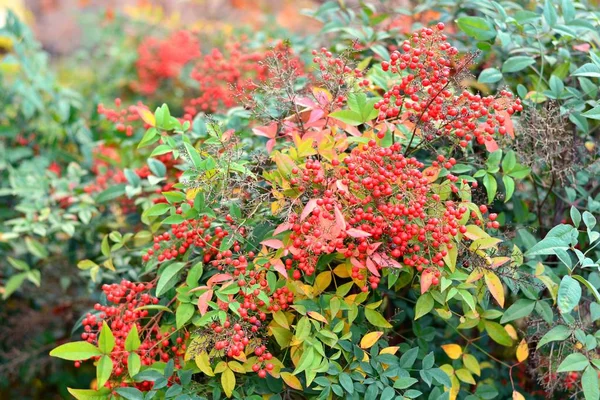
[[185, 43, 270, 118], [376, 24, 522, 147], [97, 99, 152, 137], [77, 280, 188, 389], [311, 47, 369, 108], [276, 141, 492, 291], [134, 30, 201, 95]]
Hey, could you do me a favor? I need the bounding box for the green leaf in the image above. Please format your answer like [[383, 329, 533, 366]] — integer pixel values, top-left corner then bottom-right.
[[156, 262, 186, 296], [571, 206, 582, 227], [25, 237, 48, 258], [456, 16, 496, 41], [98, 322, 115, 354], [145, 203, 171, 217], [127, 353, 141, 378], [478, 68, 503, 84], [501, 150, 516, 172], [414, 292, 434, 320], [138, 128, 158, 148], [483, 173, 497, 202], [67, 388, 111, 400], [186, 261, 204, 287], [125, 324, 141, 352], [399, 348, 419, 368], [582, 106, 600, 120], [502, 56, 535, 73], [556, 353, 589, 372], [50, 341, 102, 360], [582, 365, 600, 400], [293, 347, 315, 375], [115, 387, 144, 400], [558, 275, 582, 314], [502, 176, 515, 202], [329, 110, 363, 126], [583, 211, 597, 230], [537, 325, 571, 349], [572, 275, 600, 303], [96, 184, 126, 203], [484, 321, 513, 346], [525, 237, 569, 257], [364, 308, 393, 328], [176, 302, 195, 328], [7, 257, 29, 271], [500, 299, 535, 323], [96, 355, 113, 388], [338, 373, 354, 394], [543, 0, 558, 26], [2, 272, 28, 299]]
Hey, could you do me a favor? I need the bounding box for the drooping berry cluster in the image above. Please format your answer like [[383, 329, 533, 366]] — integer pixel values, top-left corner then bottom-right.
[[376, 23, 522, 147], [77, 280, 188, 389], [184, 43, 271, 118], [134, 30, 201, 95], [311, 47, 369, 108]]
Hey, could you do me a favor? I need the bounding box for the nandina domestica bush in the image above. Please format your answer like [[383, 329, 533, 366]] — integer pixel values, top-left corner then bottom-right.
[[2, 1, 599, 399], [48, 23, 556, 400]]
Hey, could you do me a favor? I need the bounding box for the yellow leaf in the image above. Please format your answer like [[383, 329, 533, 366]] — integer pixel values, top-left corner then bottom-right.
[[272, 310, 289, 329], [443, 244, 457, 272], [214, 361, 228, 374], [505, 324, 518, 341], [228, 361, 245, 373], [469, 237, 502, 250], [513, 391, 526, 400], [464, 225, 490, 240], [281, 371, 303, 390], [466, 268, 484, 284], [455, 368, 476, 385], [379, 346, 399, 355], [490, 257, 510, 268], [484, 271, 505, 308], [516, 339, 529, 362], [137, 107, 156, 127], [314, 271, 332, 295], [195, 352, 214, 376], [221, 367, 235, 398], [333, 264, 350, 278], [360, 331, 383, 349], [187, 187, 201, 200], [441, 344, 463, 360], [462, 354, 481, 376], [307, 311, 328, 323], [449, 375, 460, 400]]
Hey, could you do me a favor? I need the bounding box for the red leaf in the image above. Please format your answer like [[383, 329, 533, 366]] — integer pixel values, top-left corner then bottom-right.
[[261, 239, 284, 249], [346, 228, 371, 238], [252, 122, 278, 139], [351, 257, 364, 270], [300, 199, 319, 221], [366, 257, 380, 277], [207, 273, 233, 287], [484, 137, 499, 152], [271, 258, 288, 278], [420, 270, 435, 294], [274, 222, 291, 236], [334, 206, 346, 230], [197, 289, 213, 315]]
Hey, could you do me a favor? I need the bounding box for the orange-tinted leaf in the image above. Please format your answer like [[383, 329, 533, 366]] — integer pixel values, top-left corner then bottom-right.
[[360, 331, 383, 349], [484, 271, 505, 307], [137, 107, 155, 127], [197, 289, 213, 315], [441, 344, 462, 360], [516, 339, 529, 362]]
